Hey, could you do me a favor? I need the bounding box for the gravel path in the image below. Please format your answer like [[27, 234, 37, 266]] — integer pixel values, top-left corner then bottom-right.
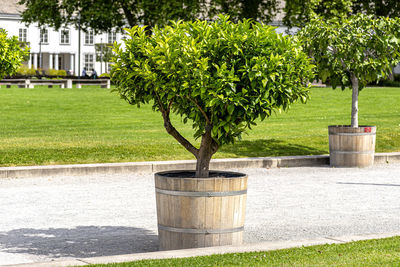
[[0, 164, 399, 265]]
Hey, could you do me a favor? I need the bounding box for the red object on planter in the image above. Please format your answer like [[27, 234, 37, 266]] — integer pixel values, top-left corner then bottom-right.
[[364, 127, 372, 133]]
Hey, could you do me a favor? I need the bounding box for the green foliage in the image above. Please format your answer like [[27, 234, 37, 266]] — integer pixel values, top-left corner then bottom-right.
[[99, 72, 110, 78], [0, 29, 29, 79], [46, 68, 59, 76], [19, 0, 278, 34], [284, 0, 352, 28], [57, 69, 67, 76], [299, 14, 400, 91], [17, 65, 36, 76], [284, 0, 400, 29], [352, 0, 400, 18], [111, 16, 314, 147], [208, 0, 278, 23], [44, 69, 66, 77], [18, 0, 202, 32]]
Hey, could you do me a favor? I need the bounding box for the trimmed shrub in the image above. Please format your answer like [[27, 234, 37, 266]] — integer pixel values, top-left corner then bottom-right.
[[111, 15, 315, 177]]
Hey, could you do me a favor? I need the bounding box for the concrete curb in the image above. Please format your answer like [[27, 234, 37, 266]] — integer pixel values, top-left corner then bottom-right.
[[5, 232, 400, 267], [0, 152, 399, 179]]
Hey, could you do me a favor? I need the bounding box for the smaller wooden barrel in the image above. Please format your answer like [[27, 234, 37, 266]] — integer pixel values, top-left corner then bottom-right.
[[155, 170, 248, 250], [328, 125, 376, 167]]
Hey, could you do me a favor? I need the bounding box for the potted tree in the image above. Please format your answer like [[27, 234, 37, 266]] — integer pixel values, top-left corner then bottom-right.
[[111, 15, 315, 250], [299, 14, 400, 167], [0, 29, 28, 80]]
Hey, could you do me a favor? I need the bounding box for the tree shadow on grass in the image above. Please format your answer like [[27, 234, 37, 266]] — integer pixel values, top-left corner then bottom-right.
[[0, 226, 158, 259], [219, 139, 327, 158]]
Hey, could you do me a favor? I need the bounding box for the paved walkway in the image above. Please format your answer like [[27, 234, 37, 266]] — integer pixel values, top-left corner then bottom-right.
[[0, 164, 399, 265]]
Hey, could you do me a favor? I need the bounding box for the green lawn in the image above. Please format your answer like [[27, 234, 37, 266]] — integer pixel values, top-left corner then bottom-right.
[[89, 236, 400, 266], [0, 86, 399, 166]]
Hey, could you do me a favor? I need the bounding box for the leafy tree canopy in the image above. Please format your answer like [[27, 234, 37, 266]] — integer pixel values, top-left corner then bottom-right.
[[208, 0, 278, 23], [0, 29, 29, 79], [299, 14, 400, 90], [284, 0, 352, 28], [284, 0, 400, 29], [18, 0, 202, 33], [111, 15, 315, 177], [299, 14, 400, 126], [18, 0, 279, 33], [352, 0, 400, 17]]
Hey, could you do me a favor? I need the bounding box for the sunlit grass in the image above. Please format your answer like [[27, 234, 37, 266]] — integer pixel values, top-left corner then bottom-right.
[[89, 236, 400, 266], [0, 86, 399, 166]]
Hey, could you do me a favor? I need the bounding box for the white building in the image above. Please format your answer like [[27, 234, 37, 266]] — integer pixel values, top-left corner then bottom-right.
[[0, 0, 121, 76]]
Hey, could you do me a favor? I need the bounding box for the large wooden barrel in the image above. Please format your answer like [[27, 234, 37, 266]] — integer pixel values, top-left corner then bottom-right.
[[155, 170, 248, 251], [328, 125, 376, 167]]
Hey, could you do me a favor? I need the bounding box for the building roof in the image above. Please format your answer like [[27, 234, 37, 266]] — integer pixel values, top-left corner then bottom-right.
[[0, 0, 24, 15]]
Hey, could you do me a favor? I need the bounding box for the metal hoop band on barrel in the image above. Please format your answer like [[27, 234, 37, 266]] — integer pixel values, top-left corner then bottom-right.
[[158, 224, 244, 234], [330, 150, 374, 154], [329, 132, 375, 136], [155, 188, 247, 197]]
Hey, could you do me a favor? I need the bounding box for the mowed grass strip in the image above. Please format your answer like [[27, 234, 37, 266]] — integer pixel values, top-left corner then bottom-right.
[[0, 86, 399, 166], [89, 236, 400, 266]]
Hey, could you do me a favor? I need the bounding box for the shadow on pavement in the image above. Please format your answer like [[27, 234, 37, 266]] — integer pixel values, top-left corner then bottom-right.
[[337, 182, 400, 187], [219, 138, 327, 157], [0, 226, 158, 259]]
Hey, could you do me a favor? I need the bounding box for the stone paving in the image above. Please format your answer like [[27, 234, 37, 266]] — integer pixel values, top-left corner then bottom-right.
[[0, 163, 399, 265]]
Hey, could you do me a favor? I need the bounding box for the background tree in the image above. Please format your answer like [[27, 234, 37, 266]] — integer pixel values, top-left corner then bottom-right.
[[299, 14, 400, 127], [0, 29, 29, 79], [352, 0, 400, 18], [351, 0, 400, 80], [111, 16, 314, 177], [208, 0, 278, 23], [18, 0, 280, 32], [18, 0, 202, 32], [284, 0, 400, 29], [283, 0, 352, 28]]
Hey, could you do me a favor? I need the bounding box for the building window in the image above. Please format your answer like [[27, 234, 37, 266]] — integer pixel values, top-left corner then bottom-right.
[[40, 28, 48, 43], [84, 53, 94, 71], [19, 28, 27, 42], [60, 29, 70, 44], [107, 31, 116, 44], [84, 30, 94, 45]]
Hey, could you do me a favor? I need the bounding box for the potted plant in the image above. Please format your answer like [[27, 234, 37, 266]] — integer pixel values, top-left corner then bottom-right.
[[111, 15, 315, 250], [299, 14, 400, 167]]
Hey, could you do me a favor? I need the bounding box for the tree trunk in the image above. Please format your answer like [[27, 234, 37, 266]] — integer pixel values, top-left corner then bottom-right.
[[195, 150, 212, 178], [350, 73, 359, 128], [195, 125, 218, 178]]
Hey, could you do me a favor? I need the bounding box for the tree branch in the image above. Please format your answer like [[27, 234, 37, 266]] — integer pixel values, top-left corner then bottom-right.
[[162, 110, 199, 158], [118, 0, 136, 27], [155, 92, 199, 157], [331, 46, 350, 71], [181, 95, 211, 124]]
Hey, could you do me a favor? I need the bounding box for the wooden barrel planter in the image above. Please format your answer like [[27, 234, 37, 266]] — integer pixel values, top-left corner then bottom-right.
[[328, 125, 376, 167], [155, 170, 248, 251]]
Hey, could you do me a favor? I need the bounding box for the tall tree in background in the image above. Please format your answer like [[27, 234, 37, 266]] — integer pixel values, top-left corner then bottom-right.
[[352, 0, 400, 17], [209, 0, 278, 23], [18, 0, 202, 32], [283, 0, 352, 28], [284, 0, 400, 29]]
